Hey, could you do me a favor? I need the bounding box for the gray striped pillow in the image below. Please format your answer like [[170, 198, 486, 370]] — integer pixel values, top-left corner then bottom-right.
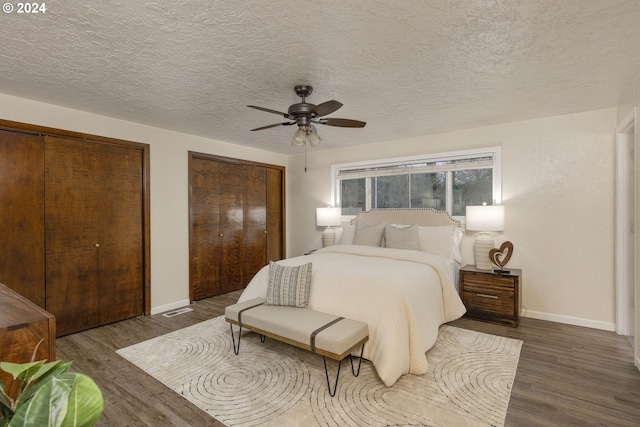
[[265, 261, 312, 307], [353, 221, 386, 246], [385, 224, 420, 250]]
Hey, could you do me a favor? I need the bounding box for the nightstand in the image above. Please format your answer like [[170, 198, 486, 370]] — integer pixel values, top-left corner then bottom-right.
[[459, 265, 521, 327]]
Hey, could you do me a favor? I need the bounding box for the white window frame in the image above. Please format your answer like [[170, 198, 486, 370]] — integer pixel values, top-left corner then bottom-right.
[[331, 146, 502, 221]]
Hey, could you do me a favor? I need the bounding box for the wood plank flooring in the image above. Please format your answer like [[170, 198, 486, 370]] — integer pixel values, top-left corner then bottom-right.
[[55, 290, 640, 427]]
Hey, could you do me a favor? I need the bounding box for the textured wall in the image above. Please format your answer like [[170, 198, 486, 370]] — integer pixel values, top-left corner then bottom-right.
[[289, 108, 617, 330], [0, 92, 619, 328]]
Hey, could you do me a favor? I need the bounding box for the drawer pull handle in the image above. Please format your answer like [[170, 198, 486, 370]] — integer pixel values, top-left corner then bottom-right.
[[477, 293, 498, 299]]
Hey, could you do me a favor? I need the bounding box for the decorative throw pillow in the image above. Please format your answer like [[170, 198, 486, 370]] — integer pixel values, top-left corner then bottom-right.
[[265, 261, 312, 307], [352, 221, 385, 246], [418, 225, 464, 263], [338, 223, 356, 244], [385, 223, 419, 250]]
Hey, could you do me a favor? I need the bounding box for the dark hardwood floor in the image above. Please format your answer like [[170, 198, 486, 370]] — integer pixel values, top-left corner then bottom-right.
[[55, 290, 640, 427]]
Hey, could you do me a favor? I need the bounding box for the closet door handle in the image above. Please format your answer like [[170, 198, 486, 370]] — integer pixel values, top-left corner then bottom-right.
[[94, 243, 100, 248], [476, 293, 498, 299], [219, 233, 223, 237]]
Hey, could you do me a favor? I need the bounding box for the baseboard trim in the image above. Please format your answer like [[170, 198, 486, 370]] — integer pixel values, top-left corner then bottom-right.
[[523, 309, 616, 332], [151, 299, 191, 316]]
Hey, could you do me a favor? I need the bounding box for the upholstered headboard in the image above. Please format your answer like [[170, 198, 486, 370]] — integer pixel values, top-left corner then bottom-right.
[[350, 208, 461, 227]]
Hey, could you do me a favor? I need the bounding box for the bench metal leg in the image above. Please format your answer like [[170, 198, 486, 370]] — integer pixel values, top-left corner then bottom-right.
[[350, 343, 366, 377], [230, 324, 242, 355], [323, 343, 366, 397], [323, 357, 343, 397]]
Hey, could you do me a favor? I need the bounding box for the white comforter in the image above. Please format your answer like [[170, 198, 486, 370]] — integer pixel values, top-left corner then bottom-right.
[[238, 245, 467, 386]]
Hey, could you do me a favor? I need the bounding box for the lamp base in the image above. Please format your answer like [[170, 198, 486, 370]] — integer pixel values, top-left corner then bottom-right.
[[474, 233, 494, 270], [322, 227, 336, 247]]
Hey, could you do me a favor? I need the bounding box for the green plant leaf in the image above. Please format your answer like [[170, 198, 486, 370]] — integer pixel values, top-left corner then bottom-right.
[[7, 375, 72, 427], [0, 380, 11, 408], [0, 361, 45, 381], [59, 373, 103, 427], [0, 379, 14, 427], [0, 359, 102, 427], [13, 361, 71, 409]]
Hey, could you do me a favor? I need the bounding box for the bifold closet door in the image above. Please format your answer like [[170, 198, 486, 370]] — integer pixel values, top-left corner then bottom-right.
[[44, 137, 144, 335], [190, 156, 221, 301], [216, 161, 244, 294], [97, 143, 144, 326], [190, 157, 244, 300], [0, 130, 45, 307], [266, 167, 283, 263], [242, 164, 267, 285]]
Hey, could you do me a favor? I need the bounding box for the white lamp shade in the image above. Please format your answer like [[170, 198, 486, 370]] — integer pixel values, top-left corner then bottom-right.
[[465, 205, 505, 232], [316, 207, 342, 227]]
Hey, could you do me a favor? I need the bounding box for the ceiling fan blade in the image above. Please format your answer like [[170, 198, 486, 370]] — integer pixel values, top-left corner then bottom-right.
[[250, 122, 295, 131], [320, 118, 366, 128], [312, 100, 343, 117], [247, 105, 289, 117]]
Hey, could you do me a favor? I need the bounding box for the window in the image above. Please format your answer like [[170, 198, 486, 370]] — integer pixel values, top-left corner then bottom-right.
[[332, 147, 501, 219]]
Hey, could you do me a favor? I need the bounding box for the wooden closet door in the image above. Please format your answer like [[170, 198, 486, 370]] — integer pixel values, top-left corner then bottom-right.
[[218, 162, 244, 293], [97, 143, 144, 325], [45, 137, 102, 335], [266, 168, 283, 263], [190, 158, 244, 299], [189, 153, 284, 300], [190, 156, 222, 300], [0, 131, 45, 306], [45, 137, 144, 335], [243, 165, 267, 285]]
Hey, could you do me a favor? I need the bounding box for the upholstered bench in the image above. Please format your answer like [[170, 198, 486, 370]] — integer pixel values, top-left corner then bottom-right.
[[225, 297, 369, 396]]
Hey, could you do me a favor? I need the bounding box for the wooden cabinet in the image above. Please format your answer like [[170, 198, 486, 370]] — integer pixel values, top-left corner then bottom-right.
[[189, 153, 284, 301], [0, 121, 150, 337], [0, 282, 55, 398], [459, 265, 521, 327]]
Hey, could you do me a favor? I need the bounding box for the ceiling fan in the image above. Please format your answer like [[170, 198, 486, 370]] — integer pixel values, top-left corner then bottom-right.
[[247, 85, 366, 148]]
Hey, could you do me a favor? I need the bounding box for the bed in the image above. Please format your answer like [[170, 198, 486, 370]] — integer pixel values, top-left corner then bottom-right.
[[237, 208, 467, 387]]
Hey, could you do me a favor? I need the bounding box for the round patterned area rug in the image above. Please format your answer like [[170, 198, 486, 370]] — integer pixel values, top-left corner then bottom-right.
[[117, 316, 522, 427]]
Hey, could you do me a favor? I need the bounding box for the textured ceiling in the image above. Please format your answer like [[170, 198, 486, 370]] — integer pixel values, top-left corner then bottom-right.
[[2, 0, 640, 154]]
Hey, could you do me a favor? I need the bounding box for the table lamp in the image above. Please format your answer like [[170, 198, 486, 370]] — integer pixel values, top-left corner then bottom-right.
[[316, 207, 342, 247], [465, 204, 505, 270]]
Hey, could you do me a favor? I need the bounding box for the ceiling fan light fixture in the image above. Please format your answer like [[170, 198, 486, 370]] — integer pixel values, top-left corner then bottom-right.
[[291, 125, 321, 147], [249, 85, 365, 150], [291, 128, 307, 147]]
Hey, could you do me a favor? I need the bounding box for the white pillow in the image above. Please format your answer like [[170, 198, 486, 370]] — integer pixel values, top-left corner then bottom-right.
[[418, 225, 463, 263], [339, 223, 355, 245]]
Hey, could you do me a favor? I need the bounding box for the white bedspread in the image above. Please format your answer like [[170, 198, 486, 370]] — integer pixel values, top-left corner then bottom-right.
[[238, 245, 467, 386]]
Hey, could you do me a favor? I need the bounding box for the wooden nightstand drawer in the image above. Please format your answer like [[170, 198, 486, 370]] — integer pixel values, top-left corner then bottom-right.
[[462, 272, 515, 290], [463, 290, 514, 316], [459, 265, 521, 327]]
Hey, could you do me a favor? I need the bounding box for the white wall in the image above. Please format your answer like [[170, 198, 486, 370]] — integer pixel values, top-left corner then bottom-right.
[[618, 73, 640, 369], [0, 94, 288, 314], [0, 93, 619, 330], [288, 108, 617, 330]]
